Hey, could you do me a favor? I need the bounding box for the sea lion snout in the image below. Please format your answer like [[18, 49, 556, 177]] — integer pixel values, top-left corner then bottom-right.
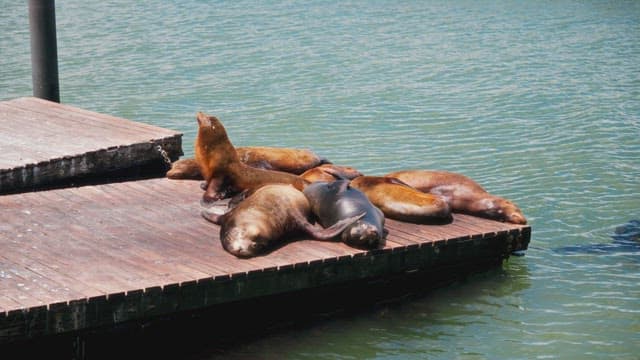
[[507, 211, 527, 225], [196, 111, 215, 128], [497, 199, 527, 225]]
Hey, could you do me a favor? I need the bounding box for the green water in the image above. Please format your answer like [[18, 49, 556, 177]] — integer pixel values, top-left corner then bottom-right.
[[2, 1, 639, 358]]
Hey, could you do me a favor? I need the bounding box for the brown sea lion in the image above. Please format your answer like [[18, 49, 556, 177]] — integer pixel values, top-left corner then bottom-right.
[[166, 147, 329, 180], [300, 164, 363, 183], [201, 184, 364, 258], [237, 146, 329, 174], [349, 176, 452, 224], [384, 170, 527, 224], [303, 180, 386, 249], [194, 112, 309, 203], [166, 158, 203, 180]]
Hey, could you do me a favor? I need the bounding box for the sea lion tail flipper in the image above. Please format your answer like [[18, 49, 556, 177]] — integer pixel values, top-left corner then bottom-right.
[[248, 160, 274, 171], [201, 207, 228, 225], [385, 177, 415, 189], [321, 166, 349, 180], [301, 212, 366, 240]]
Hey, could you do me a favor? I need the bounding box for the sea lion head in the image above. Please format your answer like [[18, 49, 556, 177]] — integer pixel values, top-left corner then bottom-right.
[[499, 199, 527, 225], [194, 112, 239, 180], [612, 219, 640, 245], [341, 220, 383, 248], [195, 112, 230, 151], [476, 197, 527, 224], [221, 225, 267, 258], [166, 158, 203, 180]]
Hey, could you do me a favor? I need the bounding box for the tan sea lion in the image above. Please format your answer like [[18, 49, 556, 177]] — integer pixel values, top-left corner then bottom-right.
[[201, 184, 364, 258], [384, 170, 527, 224], [194, 112, 309, 203], [166, 147, 329, 180], [166, 158, 203, 180], [300, 164, 363, 183], [350, 176, 452, 224]]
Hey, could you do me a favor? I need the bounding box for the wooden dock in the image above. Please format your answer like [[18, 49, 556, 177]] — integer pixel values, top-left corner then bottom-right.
[[0, 97, 182, 194], [0, 97, 530, 346], [0, 177, 530, 344]]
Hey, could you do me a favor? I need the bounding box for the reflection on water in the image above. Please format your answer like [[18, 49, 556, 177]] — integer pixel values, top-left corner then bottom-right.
[[1, 0, 639, 358]]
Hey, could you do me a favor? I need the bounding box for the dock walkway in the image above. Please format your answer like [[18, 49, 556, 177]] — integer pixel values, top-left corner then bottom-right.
[[0, 177, 530, 343]]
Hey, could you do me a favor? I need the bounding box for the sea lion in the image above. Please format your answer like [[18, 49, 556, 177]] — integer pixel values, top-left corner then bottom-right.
[[166, 158, 203, 180], [201, 184, 364, 258], [384, 170, 527, 224], [194, 112, 309, 203], [349, 176, 452, 224], [554, 219, 640, 255], [166, 147, 329, 180], [237, 146, 329, 174], [303, 180, 386, 249], [300, 164, 363, 183]]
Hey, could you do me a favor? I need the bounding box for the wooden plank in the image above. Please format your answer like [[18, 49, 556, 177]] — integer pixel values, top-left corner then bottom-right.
[[0, 104, 112, 148], [5, 97, 178, 136], [48, 188, 211, 287]]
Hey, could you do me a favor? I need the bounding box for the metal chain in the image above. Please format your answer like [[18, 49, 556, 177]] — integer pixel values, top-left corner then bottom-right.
[[155, 144, 173, 168]]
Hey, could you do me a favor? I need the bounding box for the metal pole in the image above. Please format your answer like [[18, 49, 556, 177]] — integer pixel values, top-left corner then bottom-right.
[[29, 0, 60, 103]]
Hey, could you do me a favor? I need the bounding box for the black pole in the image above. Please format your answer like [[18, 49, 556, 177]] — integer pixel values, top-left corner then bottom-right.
[[29, 0, 60, 103]]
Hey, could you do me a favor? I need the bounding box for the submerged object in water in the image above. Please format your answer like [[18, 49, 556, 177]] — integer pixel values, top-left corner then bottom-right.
[[553, 219, 640, 255]]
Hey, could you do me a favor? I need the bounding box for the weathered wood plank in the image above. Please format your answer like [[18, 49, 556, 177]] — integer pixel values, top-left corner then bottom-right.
[[5, 97, 177, 137]]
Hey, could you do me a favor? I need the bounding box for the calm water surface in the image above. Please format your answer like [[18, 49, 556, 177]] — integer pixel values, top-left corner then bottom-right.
[[2, 1, 639, 359]]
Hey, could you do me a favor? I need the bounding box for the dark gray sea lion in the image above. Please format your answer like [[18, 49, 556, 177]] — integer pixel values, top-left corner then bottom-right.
[[350, 176, 452, 224], [202, 184, 364, 258], [385, 170, 527, 224], [303, 180, 386, 249], [554, 219, 640, 255], [194, 112, 309, 203]]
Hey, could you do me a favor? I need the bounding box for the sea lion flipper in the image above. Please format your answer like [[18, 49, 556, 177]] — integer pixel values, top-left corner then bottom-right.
[[201, 207, 228, 225], [247, 160, 274, 171], [385, 177, 415, 189], [320, 166, 348, 180], [318, 157, 332, 165], [300, 212, 365, 240], [228, 189, 250, 208]]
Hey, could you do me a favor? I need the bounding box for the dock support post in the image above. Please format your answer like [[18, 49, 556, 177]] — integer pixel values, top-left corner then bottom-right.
[[29, 0, 60, 103]]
